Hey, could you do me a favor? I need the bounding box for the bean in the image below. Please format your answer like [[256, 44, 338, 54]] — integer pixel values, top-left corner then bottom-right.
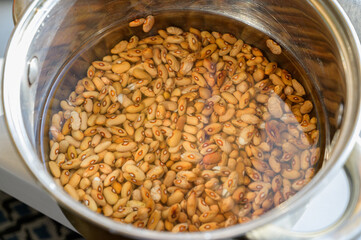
[[266, 39, 282, 55], [143, 15, 155, 33], [129, 18, 145, 27], [64, 184, 79, 201]]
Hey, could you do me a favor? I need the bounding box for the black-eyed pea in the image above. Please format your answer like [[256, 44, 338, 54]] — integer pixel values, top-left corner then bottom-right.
[[94, 141, 111, 154], [265, 62, 278, 75], [93, 76, 105, 92], [155, 104, 166, 119], [155, 29, 167, 39], [179, 152, 202, 164], [300, 149, 311, 170], [173, 178, 192, 189], [183, 125, 198, 136], [82, 194, 98, 212], [89, 134, 101, 149], [79, 112, 88, 131], [161, 170, 176, 188], [281, 168, 301, 180], [105, 114, 126, 127], [97, 162, 112, 174], [166, 203, 181, 223], [60, 169, 71, 186], [300, 100, 313, 114], [69, 111, 81, 131], [134, 143, 149, 162], [78, 177, 91, 190], [149, 185, 161, 203], [182, 141, 198, 153], [245, 167, 262, 182], [48, 161, 61, 178], [204, 178, 219, 190], [160, 126, 173, 138], [146, 102, 157, 121], [116, 141, 137, 152], [82, 164, 99, 178], [266, 39, 282, 55], [67, 172, 81, 188], [232, 186, 246, 202], [101, 204, 113, 217], [144, 210, 161, 230], [101, 169, 119, 187], [129, 18, 145, 27], [213, 134, 232, 154], [165, 35, 185, 44], [204, 189, 221, 201], [292, 79, 306, 96], [222, 171, 238, 197], [170, 223, 188, 233], [221, 33, 237, 44], [140, 15, 155, 32], [124, 35, 138, 50], [292, 178, 310, 191], [162, 220, 174, 232], [49, 142, 60, 161], [174, 115, 185, 131], [147, 166, 165, 181], [120, 181, 133, 199], [101, 186, 118, 206], [199, 222, 219, 231], [310, 148, 320, 166], [252, 68, 265, 83], [139, 161, 150, 174], [111, 61, 131, 75], [124, 211, 139, 224], [238, 125, 255, 146], [199, 210, 217, 223], [164, 53, 180, 72], [176, 97, 187, 116], [111, 40, 127, 54], [58, 140, 69, 154], [144, 153, 155, 163], [112, 206, 133, 219], [166, 129, 182, 148], [64, 184, 79, 201], [220, 92, 237, 105], [82, 78, 96, 92], [159, 184, 168, 205], [108, 126, 127, 137], [167, 190, 184, 206], [160, 149, 170, 163], [123, 165, 145, 183], [287, 95, 304, 103]]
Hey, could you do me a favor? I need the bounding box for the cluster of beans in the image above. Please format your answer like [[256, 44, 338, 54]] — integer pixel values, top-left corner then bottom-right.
[[48, 23, 320, 232]]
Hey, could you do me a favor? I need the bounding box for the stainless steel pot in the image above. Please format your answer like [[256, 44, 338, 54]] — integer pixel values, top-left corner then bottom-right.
[[2, 0, 361, 239]]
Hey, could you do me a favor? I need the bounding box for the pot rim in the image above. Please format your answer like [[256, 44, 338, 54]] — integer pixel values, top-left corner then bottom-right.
[[2, 0, 361, 239]]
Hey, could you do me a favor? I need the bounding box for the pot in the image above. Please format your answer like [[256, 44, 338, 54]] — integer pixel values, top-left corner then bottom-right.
[[2, 0, 361, 239]]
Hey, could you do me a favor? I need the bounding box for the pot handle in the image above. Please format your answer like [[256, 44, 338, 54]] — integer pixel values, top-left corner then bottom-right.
[[247, 138, 361, 240], [12, 0, 32, 24]]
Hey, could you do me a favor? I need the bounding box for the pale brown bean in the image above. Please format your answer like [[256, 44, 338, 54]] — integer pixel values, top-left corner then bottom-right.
[[143, 15, 155, 33]]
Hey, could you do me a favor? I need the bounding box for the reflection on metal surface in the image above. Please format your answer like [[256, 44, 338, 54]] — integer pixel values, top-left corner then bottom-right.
[[12, 0, 33, 24], [3, 0, 361, 239], [27, 56, 38, 85]]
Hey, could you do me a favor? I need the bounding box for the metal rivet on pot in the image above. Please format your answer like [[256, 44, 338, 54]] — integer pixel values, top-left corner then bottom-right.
[[27, 56, 38, 85]]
